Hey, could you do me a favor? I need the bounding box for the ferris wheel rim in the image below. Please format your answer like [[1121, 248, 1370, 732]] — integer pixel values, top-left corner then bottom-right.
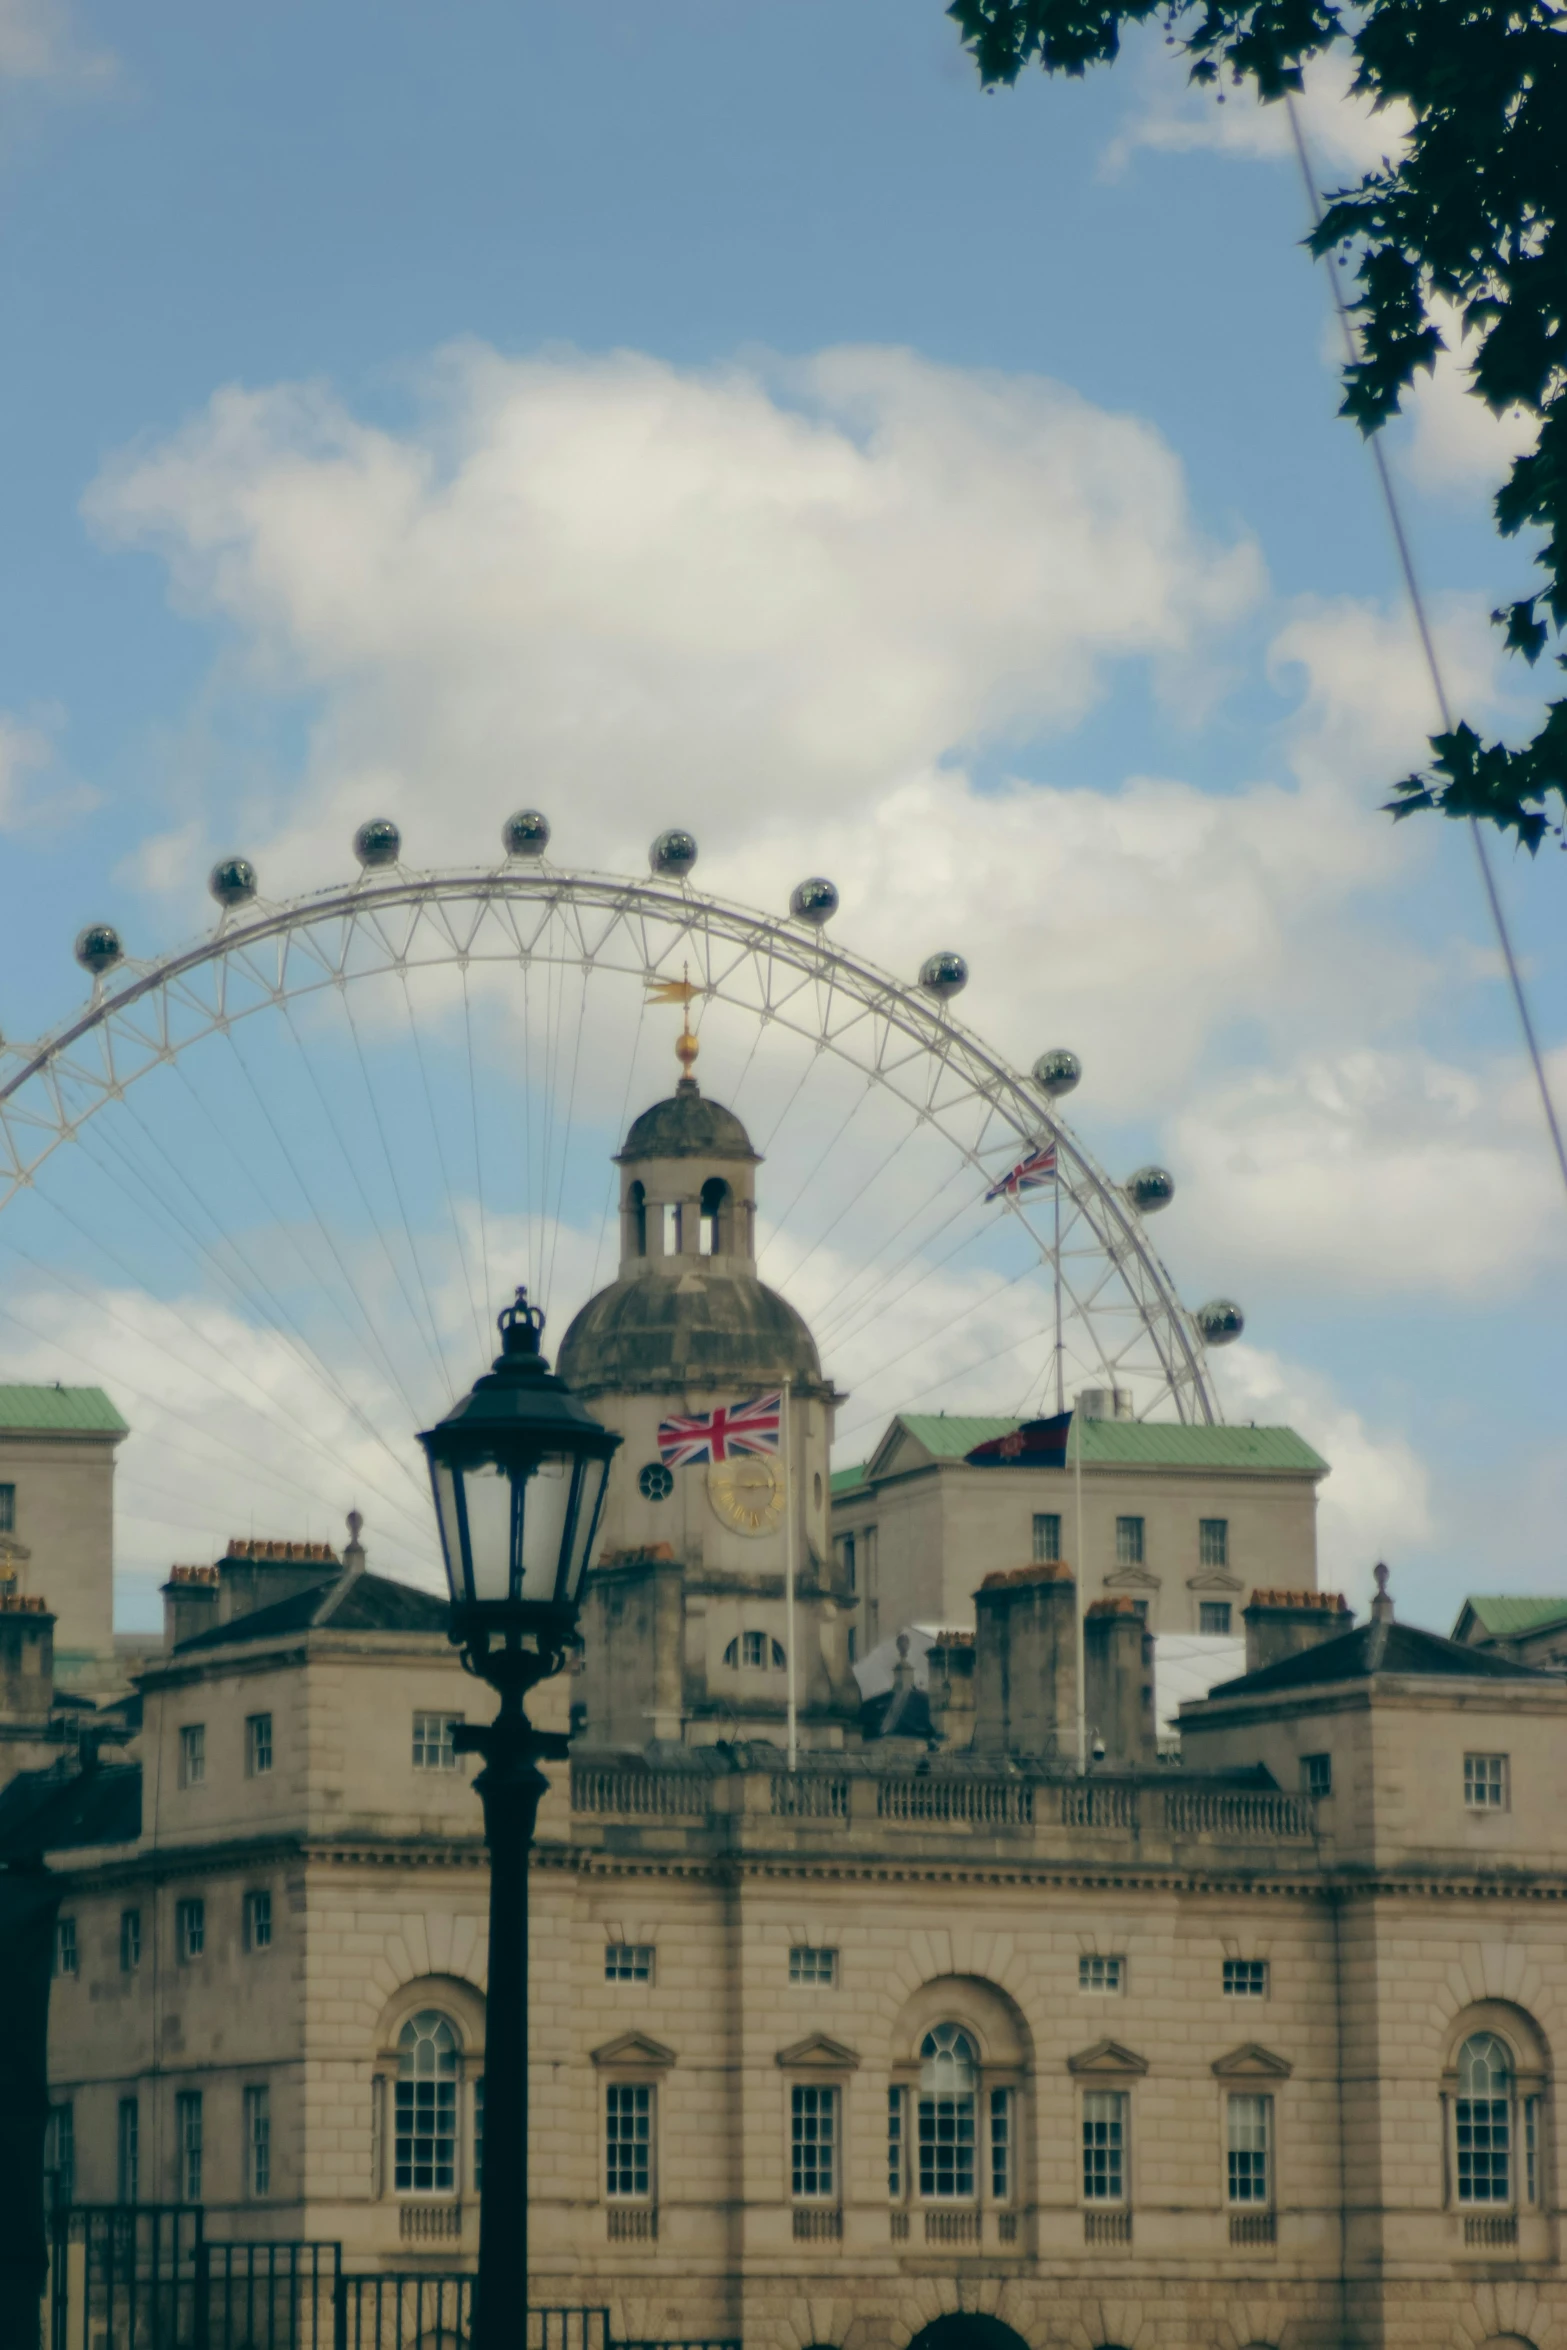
[[0, 858, 1221, 1423]]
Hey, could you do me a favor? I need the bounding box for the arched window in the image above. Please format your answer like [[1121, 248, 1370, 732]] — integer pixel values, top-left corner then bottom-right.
[[396, 2011, 459, 2195], [628, 1182, 647, 1259], [1457, 2034, 1515, 2206], [699, 1177, 728, 1257], [723, 1633, 786, 1670], [918, 2024, 977, 2200]]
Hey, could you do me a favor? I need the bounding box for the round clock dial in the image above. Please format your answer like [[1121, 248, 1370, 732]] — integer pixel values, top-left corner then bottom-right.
[[706, 1454, 785, 1536]]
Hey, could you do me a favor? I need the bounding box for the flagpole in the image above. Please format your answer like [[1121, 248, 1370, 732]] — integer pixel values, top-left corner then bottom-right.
[[1053, 1149, 1064, 1419], [784, 1377, 799, 1771], [1072, 1400, 1087, 1776]]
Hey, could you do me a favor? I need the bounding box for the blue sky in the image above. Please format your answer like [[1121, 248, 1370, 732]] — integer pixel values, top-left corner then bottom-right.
[[0, 0, 1560, 1631]]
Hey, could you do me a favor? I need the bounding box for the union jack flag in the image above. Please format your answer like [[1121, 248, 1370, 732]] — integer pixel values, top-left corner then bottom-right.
[[985, 1142, 1058, 1203], [656, 1391, 783, 1467]]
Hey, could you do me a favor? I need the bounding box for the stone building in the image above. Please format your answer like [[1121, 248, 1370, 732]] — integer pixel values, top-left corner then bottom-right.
[[7, 1075, 1567, 2350]]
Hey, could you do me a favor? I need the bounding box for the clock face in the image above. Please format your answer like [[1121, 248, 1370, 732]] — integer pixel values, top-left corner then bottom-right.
[[706, 1454, 785, 1537]]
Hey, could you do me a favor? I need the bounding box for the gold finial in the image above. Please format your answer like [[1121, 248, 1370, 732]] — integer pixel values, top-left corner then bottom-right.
[[645, 963, 702, 1086]]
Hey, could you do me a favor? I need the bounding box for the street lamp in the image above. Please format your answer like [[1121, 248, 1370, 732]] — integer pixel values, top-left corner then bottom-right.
[[419, 1288, 620, 2350]]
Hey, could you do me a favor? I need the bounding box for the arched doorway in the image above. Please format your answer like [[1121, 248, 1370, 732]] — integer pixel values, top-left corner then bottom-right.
[[907, 2319, 1031, 2350]]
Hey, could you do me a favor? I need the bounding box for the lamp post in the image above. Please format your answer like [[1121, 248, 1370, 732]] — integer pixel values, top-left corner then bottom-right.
[[418, 1288, 620, 2350]]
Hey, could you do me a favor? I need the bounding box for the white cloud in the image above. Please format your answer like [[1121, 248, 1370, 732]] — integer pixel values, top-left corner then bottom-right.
[[0, 0, 109, 84], [1215, 1341, 1432, 1609], [0, 707, 93, 830], [1394, 301, 1539, 498], [1104, 44, 1410, 184], [87, 341, 1262, 894]]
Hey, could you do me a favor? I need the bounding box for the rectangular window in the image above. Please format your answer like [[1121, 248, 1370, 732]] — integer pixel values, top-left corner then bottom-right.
[[474, 2075, 484, 2193], [1079, 1954, 1124, 1994], [918, 2089, 975, 2199], [1082, 2089, 1127, 2203], [1032, 1511, 1062, 1564], [1199, 1518, 1229, 1568], [1464, 1753, 1509, 1810], [837, 1533, 857, 1595], [412, 1711, 462, 1770], [1199, 1601, 1233, 1636], [791, 2084, 837, 2199], [244, 1890, 273, 1952], [1457, 2084, 1512, 2204], [989, 2087, 1012, 2202], [119, 1908, 141, 1973], [606, 2083, 653, 2201], [847, 1626, 858, 1666], [45, 2104, 74, 2206], [0, 1482, 14, 1532], [1302, 1752, 1332, 1799], [604, 1943, 653, 1982], [1114, 1516, 1144, 1566], [176, 2091, 203, 2205], [395, 2043, 456, 2193], [178, 1723, 205, 1787], [1226, 2094, 1271, 2206], [245, 1713, 273, 1776], [176, 1897, 205, 1962], [1223, 1958, 1268, 1998], [887, 2087, 905, 2199], [245, 2086, 271, 2198], [53, 1917, 77, 1978], [1526, 2096, 1539, 2206], [117, 2097, 139, 2205], [789, 1945, 837, 1987], [742, 1629, 766, 1668]]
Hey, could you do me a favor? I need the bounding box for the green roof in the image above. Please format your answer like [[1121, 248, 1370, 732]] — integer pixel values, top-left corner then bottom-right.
[[870, 1414, 1326, 1477], [0, 1385, 128, 1435], [1457, 1595, 1567, 1640], [830, 1463, 870, 1496]]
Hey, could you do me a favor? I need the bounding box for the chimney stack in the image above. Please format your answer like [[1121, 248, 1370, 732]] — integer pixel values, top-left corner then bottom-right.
[[1243, 1588, 1353, 1677], [971, 1562, 1076, 1761], [1084, 1598, 1157, 1766]]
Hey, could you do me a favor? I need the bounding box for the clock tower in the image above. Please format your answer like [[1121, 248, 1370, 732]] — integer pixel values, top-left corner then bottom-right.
[[558, 1041, 859, 1752]]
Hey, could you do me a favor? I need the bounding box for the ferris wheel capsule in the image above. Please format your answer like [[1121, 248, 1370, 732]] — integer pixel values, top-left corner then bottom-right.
[[919, 950, 968, 1001], [789, 877, 839, 926], [208, 856, 257, 909], [650, 828, 698, 879], [75, 923, 123, 977], [1196, 1297, 1245, 1346], [353, 818, 401, 869], [503, 810, 550, 859], [1032, 1047, 1081, 1098], [1126, 1165, 1176, 1215]]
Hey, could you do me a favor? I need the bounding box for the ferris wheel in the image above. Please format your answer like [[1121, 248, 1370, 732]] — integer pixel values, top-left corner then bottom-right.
[[0, 815, 1242, 1585]]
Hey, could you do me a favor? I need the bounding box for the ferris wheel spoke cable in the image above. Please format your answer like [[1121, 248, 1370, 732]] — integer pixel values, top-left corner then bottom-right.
[[280, 998, 455, 1399], [587, 982, 649, 1303], [218, 1023, 429, 1431], [397, 970, 489, 1366], [459, 964, 494, 1326], [773, 1114, 924, 1291], [0, 1289, 430, 1557], [9, 1174, 431, 1529], [335, 983, 458, 1395], [543, 964, 593, 1322], [807, 1152, 981, 1349], [754, 1070, 877, 1271], [143, 1058, 433, 1505]]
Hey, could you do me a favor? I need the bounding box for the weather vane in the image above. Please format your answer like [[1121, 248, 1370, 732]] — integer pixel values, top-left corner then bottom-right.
[[645, 962, 702, 1084]]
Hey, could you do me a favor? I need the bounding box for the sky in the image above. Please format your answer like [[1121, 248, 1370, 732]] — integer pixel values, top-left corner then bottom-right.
[[0, 0, 1561, 1637]]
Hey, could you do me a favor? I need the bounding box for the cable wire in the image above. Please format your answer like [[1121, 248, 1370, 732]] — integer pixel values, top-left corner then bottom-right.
[[1286, 94, 1567, 1204]]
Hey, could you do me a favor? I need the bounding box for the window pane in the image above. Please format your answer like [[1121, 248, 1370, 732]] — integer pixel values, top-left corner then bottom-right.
[[1082, 2090, 1126, 2202], [887, 2087, 904, 2199], [1456, 2034, 1513, 2203], [1199, 1601, 1232, 1636], [791, 2084, 836, 2198], [917, 2092, 975, 2198], [412, 1711, 463, 1770], [120, 1909, 141, 1972], [990, 2087, 1012, 2202], [1464, 1753, 1508, 1808], [1032, 1513, 1061, 1564], [117, 2099, 139, 2205], [1222, 1958, 1267, 1997], [245, 2086, 271, 2198], [789, 1946, 836, 1986], [1079, 1954, 1124, 1993], [606, 2083, 652, 2199], [1114, 1516, 1144, 1566], [395, 2012, 459, 2193], [605, 1943, 653, 1981], [1226, 2094, 1270, 2205], [1199, 1518, 1228, 1568], [176, 2092, 203, 2204]]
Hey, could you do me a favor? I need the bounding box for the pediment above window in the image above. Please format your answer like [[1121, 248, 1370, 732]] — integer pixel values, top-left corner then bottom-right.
[[1186, 1566, 1243, 1593], [590, 2031, 677, 2069], [1212, 2042, 1292, 2079], [776, 2032, 860, 2070], [1104, 1564, 1160, 1591], [1067, 2039, 1149, 2077]]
